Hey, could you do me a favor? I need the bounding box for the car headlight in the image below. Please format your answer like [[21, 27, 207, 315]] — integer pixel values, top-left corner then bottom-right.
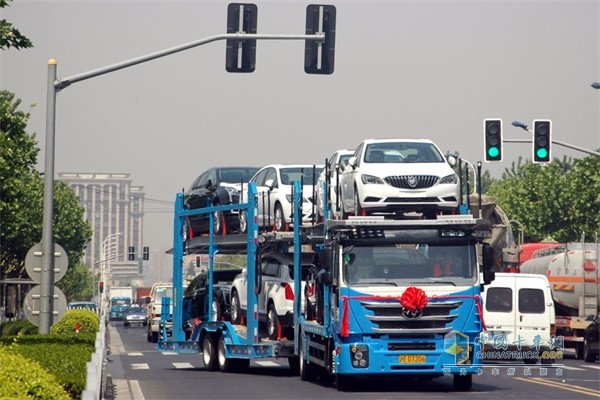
[[285, 194, 310, 203], [439, 174, 458, 184], [361, 174, 384, 185]]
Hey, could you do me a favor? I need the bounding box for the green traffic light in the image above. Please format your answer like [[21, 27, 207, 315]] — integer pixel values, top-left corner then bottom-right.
[[487, 146, 500, 158], [536, 148, 548, 159]]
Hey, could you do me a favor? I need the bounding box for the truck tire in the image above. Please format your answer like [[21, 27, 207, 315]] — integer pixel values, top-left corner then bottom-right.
[[583, 339, 595, 363], [335, 374, 353, 391], [202, 333, 218, 371], [575, 342, 584, 360], [217, 334, 232, 372], [453, 374, 472, 391], [299, 342, 318, 382]]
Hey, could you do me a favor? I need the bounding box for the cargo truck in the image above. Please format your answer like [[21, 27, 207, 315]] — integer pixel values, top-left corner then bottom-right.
[[109, 286, 134, 320], [519, 242, 600, 359], [158, 181, 496, 391]]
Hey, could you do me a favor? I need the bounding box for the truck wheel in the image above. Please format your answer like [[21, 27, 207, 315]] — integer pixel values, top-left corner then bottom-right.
[[453, 374, 472, 391], [267, 303, 280, 340], [146, 327, 152, 342], [288, 357, 300, 376], [299, 342, 318, 382], [575, 342, 584, 360], [151, 331, 158, 343], [335, 374, 353, 391], [202, 333, 218, 371], [583, 339, 595, 363], [217, 334, 232, 372], [230, 291, 242, 324]]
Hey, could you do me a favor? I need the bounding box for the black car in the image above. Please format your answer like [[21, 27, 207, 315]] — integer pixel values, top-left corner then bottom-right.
[[583, 313, 599, 363], [184, 166, 259, 237], [182, 267, 244, 337]]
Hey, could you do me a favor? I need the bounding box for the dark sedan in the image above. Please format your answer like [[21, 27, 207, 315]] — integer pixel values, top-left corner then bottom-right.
[[182, 267, 243, 337], [583, 313, 599, 363], [184, 166, 259, 237]]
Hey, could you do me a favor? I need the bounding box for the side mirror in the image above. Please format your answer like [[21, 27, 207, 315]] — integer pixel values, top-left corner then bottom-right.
[[347, 156, 358, 169], [446, 155, 457, 166], [265, 179, 274, 190], [317, 268, 332, 285], [482, 243, 495, 285], [145, 297, 151, 304]]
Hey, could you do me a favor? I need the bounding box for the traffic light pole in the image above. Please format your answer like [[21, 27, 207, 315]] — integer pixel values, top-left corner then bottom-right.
[[41, 13, 332, 334], [504, 138, 600, 157]]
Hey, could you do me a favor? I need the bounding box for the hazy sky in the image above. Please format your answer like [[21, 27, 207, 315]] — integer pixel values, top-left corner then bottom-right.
[[2, 1, 599, 264]]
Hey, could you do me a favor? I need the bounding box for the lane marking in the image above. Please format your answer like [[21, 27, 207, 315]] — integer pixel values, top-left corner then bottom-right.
[[581, 365, 600, 370], [173, 362, 195, 369], [131, 363, 150, 370], [559, 365, 586, 371], [161, 351, 178, 355], [128, 352, 144, 356], [130, 380, 145, 400], [515, 377, 600, 397]]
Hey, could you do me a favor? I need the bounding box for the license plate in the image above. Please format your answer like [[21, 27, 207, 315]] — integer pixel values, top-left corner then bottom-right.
[[400, 355, 426, 363]]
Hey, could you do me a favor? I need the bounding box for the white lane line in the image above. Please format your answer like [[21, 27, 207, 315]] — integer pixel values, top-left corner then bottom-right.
[[131, 363, 150, 370], [254, 360, 280, 367], [128, 352, 144, 356], [161, 351, 178, 355], [173, 362, 194, 369], [559, 365, 586, 371], [581, 364, 600, 370], [130, 380, 145, 400]]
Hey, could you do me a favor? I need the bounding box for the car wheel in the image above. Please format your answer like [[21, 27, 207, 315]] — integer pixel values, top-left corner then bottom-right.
[[146, 326, 152, 342], [211, 297, 221, 322], [453, 373, 473, 391], [230, 291, 242, 324], [353, 189, 364, 216], [583, 339, 595, 363], [202, 333, 218, 371], [267, 303, 281, 340], [274, 203, 287, 232], [239, 210, 248, 234], [213, 208, 226, 235]]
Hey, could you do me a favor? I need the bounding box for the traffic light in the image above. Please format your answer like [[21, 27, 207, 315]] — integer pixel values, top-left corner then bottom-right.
[[304, 4, 336, 74], [99, 281, 104, 294], [225, 3, 257, 73], [483, 119, 503, 162], [143, 246, 150, 261], [128, 246, 135, 261], [533, 120, 552, 163]]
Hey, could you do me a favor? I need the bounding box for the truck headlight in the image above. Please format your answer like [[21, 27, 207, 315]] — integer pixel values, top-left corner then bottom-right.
[[350, 344, 369, 368]]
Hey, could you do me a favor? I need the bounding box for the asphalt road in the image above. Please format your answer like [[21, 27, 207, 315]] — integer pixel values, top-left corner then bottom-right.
[[106, 321, 600, 400]]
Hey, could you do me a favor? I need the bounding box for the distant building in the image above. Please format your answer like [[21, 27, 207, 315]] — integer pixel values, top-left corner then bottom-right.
[[58, 172, 145, 279]]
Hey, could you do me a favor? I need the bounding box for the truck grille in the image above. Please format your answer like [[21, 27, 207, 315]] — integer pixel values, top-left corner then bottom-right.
[[363, 299, 461, 335], [384, 175, 439, 189]]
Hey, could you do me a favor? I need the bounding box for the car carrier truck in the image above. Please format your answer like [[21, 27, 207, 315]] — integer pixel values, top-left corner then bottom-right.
[[158, 181, 496, 391]]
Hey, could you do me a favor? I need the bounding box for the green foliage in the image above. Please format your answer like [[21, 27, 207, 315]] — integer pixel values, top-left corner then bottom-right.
[[1, 333, 96, 399], [0, 345, 70, 400], [57, 263, 93, 302], [489, 155, 600, 242], [50, 309, 99, 335], [0, 318, 38, 336], [0, 90, 93, 300], [0, 1, 33, 50]]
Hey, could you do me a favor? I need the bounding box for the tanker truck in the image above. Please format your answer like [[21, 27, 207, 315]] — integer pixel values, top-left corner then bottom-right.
[[519, 242, 600, 358]]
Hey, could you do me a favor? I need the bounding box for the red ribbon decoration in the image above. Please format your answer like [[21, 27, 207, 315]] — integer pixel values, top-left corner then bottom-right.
[[400, 286, 429, 312], [341, 297, 350, 337]]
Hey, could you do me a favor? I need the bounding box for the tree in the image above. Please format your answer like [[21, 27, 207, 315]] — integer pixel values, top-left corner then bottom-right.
[[488, 155, 600, 243], [0, 0, 33, 50], [56, 263, 93, 302]]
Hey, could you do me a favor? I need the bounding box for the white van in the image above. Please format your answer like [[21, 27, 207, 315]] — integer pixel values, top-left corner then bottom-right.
[[480, 273, 555, 364], [146, 282, 173, 343]]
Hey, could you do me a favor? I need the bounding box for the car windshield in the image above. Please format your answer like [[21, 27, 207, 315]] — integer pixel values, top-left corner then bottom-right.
[[343, 244, 477, 286], [218, 168, 259, 183], [155, 287, 173, 299], [364, 142, 445, 163], [280, 167, 324, 185]]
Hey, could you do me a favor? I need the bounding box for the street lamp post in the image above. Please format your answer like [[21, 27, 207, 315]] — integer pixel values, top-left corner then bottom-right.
[[99, 233, 121, 315]]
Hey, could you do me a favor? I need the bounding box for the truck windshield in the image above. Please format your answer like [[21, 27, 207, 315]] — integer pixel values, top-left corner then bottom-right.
[[342, 244, 477, 286], [111, 299, 131, 306]]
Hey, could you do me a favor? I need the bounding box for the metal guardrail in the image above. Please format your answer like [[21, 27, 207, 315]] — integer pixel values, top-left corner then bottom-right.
[[82, 313, 107, 400]]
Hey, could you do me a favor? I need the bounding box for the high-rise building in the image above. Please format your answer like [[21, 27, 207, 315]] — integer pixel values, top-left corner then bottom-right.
[[58, 173, 145, 273]]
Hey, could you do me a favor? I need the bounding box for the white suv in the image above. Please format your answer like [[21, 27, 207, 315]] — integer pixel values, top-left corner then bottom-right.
[[229, 252, 316, 339], [339, 139, 459, 218], [239, 164, 323, 232]]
